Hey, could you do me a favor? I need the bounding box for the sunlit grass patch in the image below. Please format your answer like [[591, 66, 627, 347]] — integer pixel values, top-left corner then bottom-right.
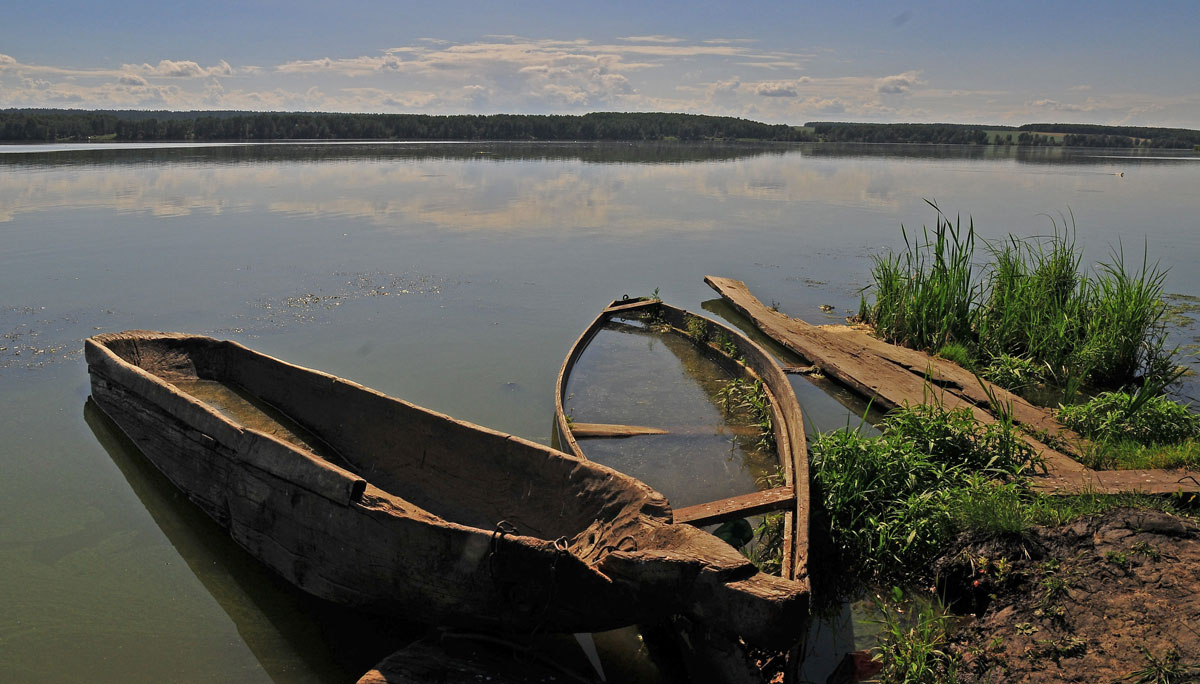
[[1076, 439, 1200, 471], [812, 401, 1038, 590], [1058, 391, 1200, 446]]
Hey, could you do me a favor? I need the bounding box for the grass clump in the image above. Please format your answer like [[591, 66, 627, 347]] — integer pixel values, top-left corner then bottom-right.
[[935, 342, 974, 370], [684, 314, 709, 344], [812, 402, 1038, 589], [981, 353, 1045, 392], [1120, 647, 1200, 684], [1058, 390, 1200, 469], [744, 512, 784, 575], [716, 378, 775, 451], [1077, 440, 1200, 471], [859, 203, 1177, 392], [872, 587, 960, 684], [812, 398, 1200, 593], [1058, 391, 1200, 445], [859, 203, 977, 352]]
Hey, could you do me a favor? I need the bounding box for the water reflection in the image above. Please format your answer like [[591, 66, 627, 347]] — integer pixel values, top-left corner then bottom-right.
[[85, 398, 688, 683], [6, 142, 1192, 228], [0, 141, 792, 168], [563, 315, 773, 508], [2, 141, 1197, 682], [83, 398, 422, 682], [700, 299, 886, 434]]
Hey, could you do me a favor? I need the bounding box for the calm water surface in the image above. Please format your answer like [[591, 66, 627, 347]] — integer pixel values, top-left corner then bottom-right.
[[2, 141, 1199, 682]]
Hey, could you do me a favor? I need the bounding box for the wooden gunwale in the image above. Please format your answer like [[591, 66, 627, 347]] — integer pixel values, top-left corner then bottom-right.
[[554, 298, 811, 585], [705, 276, 1200, 496]]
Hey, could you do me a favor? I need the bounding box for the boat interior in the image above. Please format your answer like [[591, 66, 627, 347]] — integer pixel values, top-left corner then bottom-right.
[[94, 333, 664, 548]]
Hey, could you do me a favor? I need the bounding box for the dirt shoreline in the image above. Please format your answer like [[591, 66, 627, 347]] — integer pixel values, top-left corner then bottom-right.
[[937, 508, 1200, 683]]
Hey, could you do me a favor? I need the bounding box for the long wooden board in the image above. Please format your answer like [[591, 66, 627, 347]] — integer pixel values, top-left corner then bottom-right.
[[705, 276, 1200, 496]]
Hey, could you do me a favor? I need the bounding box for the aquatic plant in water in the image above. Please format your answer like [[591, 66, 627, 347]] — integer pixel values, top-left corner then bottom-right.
[[860, 204, 1177, 392], [716, 378, 775, 451]]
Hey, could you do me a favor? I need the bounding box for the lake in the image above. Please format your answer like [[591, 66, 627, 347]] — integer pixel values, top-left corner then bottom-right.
[[2, 141, 1198, 682]]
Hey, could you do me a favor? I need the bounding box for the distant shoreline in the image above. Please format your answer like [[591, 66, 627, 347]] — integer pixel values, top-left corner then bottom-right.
[[3, 110, 1199, 149]]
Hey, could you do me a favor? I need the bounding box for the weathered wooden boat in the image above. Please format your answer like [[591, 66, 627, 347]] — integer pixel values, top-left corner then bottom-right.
[[85, 330, 805, 647], [554, 297, 812, 601]]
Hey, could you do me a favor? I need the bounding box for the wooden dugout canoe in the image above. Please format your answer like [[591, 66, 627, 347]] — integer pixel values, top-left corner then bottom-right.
[[554, 297, 812, 593], [85, 330, 806, 648]]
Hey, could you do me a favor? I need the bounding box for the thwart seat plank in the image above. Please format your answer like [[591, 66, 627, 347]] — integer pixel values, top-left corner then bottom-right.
[[569, 423, 669, 438], [674, 486, 796, 526]]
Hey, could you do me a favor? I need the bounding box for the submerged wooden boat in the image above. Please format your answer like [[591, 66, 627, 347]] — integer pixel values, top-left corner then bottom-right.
[[86, 330, 805, 647], [555, 298, 811, 589]]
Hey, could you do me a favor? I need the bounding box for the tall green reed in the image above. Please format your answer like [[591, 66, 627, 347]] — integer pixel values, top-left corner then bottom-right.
[[862, 201, 978, 351], [861, 205, 1176, 391]]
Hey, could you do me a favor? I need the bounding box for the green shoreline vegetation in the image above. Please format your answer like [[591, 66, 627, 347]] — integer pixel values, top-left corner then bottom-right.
[[3, 109, 1200, 148], [809, 399, 1199, 682], [856, 202, 1200, 471], [807, 207, 1200, 679]]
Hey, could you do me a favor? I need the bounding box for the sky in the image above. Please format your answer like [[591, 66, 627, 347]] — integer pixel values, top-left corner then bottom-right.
[[2, 1, 1198, 128]]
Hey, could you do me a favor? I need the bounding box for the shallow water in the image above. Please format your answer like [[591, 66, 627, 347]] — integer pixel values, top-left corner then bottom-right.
[[562, 316, 775, 508], [2, 141, 1199, 682]]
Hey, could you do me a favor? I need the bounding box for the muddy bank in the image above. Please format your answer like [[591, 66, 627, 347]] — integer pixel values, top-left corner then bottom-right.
[[940, 509, 1200, 683]]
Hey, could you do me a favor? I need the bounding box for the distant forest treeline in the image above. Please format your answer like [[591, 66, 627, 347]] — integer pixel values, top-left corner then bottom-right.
[[2, 109, 1197, 148], [807, 121, 1200, 148], [0, 110, 807, 143]]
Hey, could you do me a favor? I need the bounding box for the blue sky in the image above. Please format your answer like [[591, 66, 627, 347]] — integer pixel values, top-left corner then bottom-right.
[[2, 1, 1197, 127]]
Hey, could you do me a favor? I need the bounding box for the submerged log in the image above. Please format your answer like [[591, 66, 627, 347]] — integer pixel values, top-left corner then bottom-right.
[[704, 276, 1200, 496]]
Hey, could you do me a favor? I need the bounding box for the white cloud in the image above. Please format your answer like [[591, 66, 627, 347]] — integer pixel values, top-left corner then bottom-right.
[[1, 38, 1195, 128], [756, 82, 798, 97], [618, 35, 684, 43], [124, 59, 236, 78], [753, 78, 812, 98], [875, 70, 924, 95], [1029, 98, 1095, 112], [152, 59, 204, 77], [708, 78, 741, 95]]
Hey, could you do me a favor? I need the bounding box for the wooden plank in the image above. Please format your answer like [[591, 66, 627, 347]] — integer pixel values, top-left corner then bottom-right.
[[674, 486, 795, 526], [704, 276, 1200, 497], [1034, 469, 1200, 495], [571, 422, 768, 438], [602, 298, 657, 314], [570, 422, 668, 438], [704, 276, 1083, 469]]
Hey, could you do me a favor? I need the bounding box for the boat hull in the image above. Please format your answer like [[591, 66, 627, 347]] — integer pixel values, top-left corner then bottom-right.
[[554, 299, 812, 624], [86, 332, 655, 633], [87, 329, 809, 648]]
